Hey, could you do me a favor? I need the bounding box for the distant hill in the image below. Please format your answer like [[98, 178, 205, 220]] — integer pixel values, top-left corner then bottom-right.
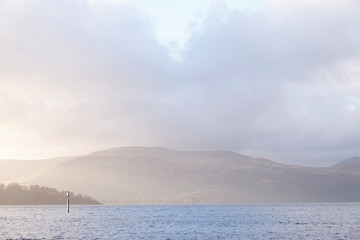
[[333, 156, 360, 167], [0, 183, 101, 205], [3, 147, 360, 204]]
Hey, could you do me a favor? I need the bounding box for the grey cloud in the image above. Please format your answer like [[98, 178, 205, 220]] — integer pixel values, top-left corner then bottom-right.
[[0, 0, 359, 165], [184, 3, 360, 83], [171, 1, 360, 164]]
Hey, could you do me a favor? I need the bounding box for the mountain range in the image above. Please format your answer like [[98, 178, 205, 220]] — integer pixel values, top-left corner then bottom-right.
[[1, 147, 360, 204]]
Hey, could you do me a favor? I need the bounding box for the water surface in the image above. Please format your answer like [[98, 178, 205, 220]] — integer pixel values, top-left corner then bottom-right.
[[1, 203, 360, 239]]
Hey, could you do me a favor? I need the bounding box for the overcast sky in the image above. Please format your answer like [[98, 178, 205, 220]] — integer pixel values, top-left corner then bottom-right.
[[0, 0, 359, 166]]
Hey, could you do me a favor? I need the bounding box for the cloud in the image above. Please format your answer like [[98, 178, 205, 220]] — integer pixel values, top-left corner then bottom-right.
[[0, 0, 359, 165], [176, 1, 360, 164]]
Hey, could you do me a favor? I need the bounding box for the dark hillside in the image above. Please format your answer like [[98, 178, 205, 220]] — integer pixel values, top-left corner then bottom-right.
[[0, 183, 101, 205]]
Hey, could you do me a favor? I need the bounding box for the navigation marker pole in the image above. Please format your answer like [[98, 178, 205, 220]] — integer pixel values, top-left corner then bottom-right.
[[67, 191, 70, 213]]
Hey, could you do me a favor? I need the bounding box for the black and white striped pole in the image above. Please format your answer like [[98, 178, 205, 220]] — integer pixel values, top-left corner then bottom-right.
[[66, 191, 70, 213]]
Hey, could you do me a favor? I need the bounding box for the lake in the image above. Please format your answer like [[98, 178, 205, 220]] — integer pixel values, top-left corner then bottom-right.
[[1, 203, 360, 239]]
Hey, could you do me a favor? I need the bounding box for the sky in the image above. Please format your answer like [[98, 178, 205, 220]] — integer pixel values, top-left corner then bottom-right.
[[0, 0, 359, 166]]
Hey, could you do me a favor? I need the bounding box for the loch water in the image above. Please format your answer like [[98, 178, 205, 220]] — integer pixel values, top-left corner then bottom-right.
[[1, 203, 360, 239]]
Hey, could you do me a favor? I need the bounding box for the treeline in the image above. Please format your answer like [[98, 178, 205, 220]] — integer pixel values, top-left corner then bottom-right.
[[0, 183, 101, 205]]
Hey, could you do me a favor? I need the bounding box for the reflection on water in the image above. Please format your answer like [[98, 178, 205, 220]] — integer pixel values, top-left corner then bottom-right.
[[1, 203, 360, 239]]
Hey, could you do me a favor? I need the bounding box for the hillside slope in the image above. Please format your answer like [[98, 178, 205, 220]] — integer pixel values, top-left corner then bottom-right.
[[0, 183, 101, 205], [12, 147, 360, 204]]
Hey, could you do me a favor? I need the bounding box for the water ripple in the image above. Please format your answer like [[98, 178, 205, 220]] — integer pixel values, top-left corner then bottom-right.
[[1, 203, 360, 239]]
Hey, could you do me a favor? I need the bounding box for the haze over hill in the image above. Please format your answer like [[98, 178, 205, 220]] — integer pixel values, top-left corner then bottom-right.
[[3, 147, 360, 204], [0, 157, 76, 183]]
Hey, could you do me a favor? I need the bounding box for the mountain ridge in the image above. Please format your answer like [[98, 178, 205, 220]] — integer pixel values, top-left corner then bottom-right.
[[333, 156, 360, 167], [2, 147, 360, 204]]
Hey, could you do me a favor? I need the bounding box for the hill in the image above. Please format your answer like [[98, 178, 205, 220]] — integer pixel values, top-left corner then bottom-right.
[[333, 156, 360, 168], [0, 183, 101, 205], [7, 147, 360, 204]]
